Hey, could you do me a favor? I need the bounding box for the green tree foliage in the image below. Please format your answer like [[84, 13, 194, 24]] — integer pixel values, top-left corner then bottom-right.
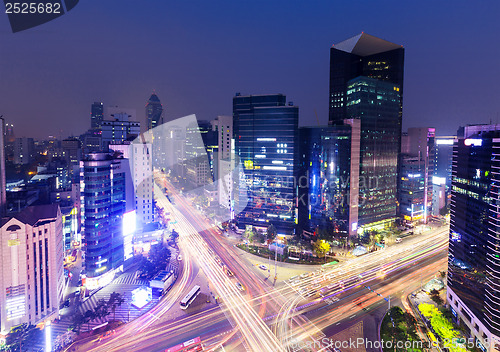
[[5, 324, 40, 352], [313, 240, 330, 258], [266, 224, 277, 241]]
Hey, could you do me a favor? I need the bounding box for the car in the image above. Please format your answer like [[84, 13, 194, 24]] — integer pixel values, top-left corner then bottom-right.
[[236, 282, 245, 291], [259, 264, 267, 270], [98, 330, 115, 342], [300, 273, 309, 278], [395, 237, 402, 243], [289, 275, 299, 282], [177, 255, 183, 261]]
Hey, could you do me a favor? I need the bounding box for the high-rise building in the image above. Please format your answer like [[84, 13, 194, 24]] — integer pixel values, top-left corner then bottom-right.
[[329, 33, 404, 123], [398, 127, 435, 222], [146, 93, 164, 131], [14, 137, 35, 165], [111, 140, 154, 229], [0, 204, 64, 333], [329, 33, 404, 230], [91, 102, 104, 131], [0, 118, 6, 217], [212, 116, 234, 210], [345, 77, 401, 228], [298, 122, 360, 237], [233, 94, 298, 235], [101, 112, 141, 151], [80, 152, 133, 288], [434, 136, 455, 208], [185, 120, 212, 188], [447, 124, 500, 352]]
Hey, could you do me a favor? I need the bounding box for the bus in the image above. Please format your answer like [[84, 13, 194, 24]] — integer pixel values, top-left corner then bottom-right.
[[166, 336, 203, 352], [180, 285, 201, 310]]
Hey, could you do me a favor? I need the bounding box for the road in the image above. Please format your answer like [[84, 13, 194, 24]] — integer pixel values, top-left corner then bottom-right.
[[66, 171, 449, 352]]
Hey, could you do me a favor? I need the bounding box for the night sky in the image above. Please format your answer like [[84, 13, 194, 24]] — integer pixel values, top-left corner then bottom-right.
[[1, 1, 499, 139]]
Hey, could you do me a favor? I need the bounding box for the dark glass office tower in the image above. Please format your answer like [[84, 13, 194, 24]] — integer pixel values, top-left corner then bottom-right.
[[146, 93, 164, 130], [233, 94, 298, 235], [447, 125, 500, 351], [298, 126, 353, 236], [91, 102, 104, 130], [329, 33, 404, 124], [346, 77, 401, 226], [329, 33, 404, 229]]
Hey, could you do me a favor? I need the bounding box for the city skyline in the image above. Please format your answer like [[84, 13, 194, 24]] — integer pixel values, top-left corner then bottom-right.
[[1, 1, 499, 139]]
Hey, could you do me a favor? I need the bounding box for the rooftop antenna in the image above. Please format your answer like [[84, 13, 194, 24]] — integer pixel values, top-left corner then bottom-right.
[[314, 109, 320, 126]]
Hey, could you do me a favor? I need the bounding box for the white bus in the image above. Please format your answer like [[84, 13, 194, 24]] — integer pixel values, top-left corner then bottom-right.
[[180, 285, 201, 310]]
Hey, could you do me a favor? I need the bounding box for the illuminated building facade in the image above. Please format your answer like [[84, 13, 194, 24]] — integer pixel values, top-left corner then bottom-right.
[[434, 135, 455, 208], [345, 77, 401, 226], [329, 33, 404, 229], [233, 94, 298, 234], [399, 127, 435, 222], [0, 204, 64, 333], [447, 124, 500, 351], [80, 152, 133, 288], [101, 112, 140, 151], [298, 123, 359, 237]]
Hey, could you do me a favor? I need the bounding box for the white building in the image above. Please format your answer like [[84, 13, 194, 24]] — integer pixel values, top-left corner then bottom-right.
[[111, 141, 154, 229], [0, 204, 64, 333]]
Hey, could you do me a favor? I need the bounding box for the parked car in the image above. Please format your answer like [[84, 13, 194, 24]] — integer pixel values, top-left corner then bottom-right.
[[259, 264, 267, 270]]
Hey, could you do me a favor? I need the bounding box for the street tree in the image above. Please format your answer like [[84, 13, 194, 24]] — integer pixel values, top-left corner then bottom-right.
[[266, 224, 277, 242], [313, 240, 331, 260], [5, 324, 40, 352], [108, 292, 126, 321]]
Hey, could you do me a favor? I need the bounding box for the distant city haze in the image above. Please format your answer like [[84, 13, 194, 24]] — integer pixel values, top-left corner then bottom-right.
[[1, 1, 499, 138]]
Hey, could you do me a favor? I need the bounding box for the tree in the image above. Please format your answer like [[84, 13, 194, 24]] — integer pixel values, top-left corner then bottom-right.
[[94, 298, 111, 321], [6, 324, 40, 352], [108, 292, 125, 321], [266, 224, 277, 242], [429, 289, 444, 306], [84, 309, 96, 331], [313, 240, 331, 259], [70, 311, 86, 334], [149, 243, 171, 271]]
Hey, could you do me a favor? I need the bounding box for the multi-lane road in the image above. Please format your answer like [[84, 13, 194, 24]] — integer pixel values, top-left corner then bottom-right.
[[67, 172, 449, 352]]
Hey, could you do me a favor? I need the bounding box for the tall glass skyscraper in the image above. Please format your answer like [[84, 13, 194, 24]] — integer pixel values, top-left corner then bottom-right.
[[91, 102, 104, 131], [233, 94, 298, 235], [298, 125, 354, 236], [146, 93, 164, 131], [329, 33, 404, 230], [447, 125, 500, 351], [345, 77, 401, 226]]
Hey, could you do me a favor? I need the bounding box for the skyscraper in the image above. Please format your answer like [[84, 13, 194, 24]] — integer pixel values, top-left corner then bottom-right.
[[101, 112, 141, 151], [298, 123, 359, 237], [91, 102, 104, 131], [447, 124, 500, 352], [329, 33, 404, 230], [398, 127, 435, 223], [212, 116, 234, 210], [80, 152, 133, 288], [13, 137, 35, 165], [146, 93, 164, 131], [233, 94, 298, 235], [0, 117, 6, 216], [329, 33, 404, 124], [345, 77, 401, 227], [0, 204, 64, 333]]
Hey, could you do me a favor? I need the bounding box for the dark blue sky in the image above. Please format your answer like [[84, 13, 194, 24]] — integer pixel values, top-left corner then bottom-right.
[[1, 0, 499, 139]]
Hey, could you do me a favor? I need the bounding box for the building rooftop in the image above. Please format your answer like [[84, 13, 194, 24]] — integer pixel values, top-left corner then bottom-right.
[[1, 203, 59, 227], [333, 32, 402, 56]]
